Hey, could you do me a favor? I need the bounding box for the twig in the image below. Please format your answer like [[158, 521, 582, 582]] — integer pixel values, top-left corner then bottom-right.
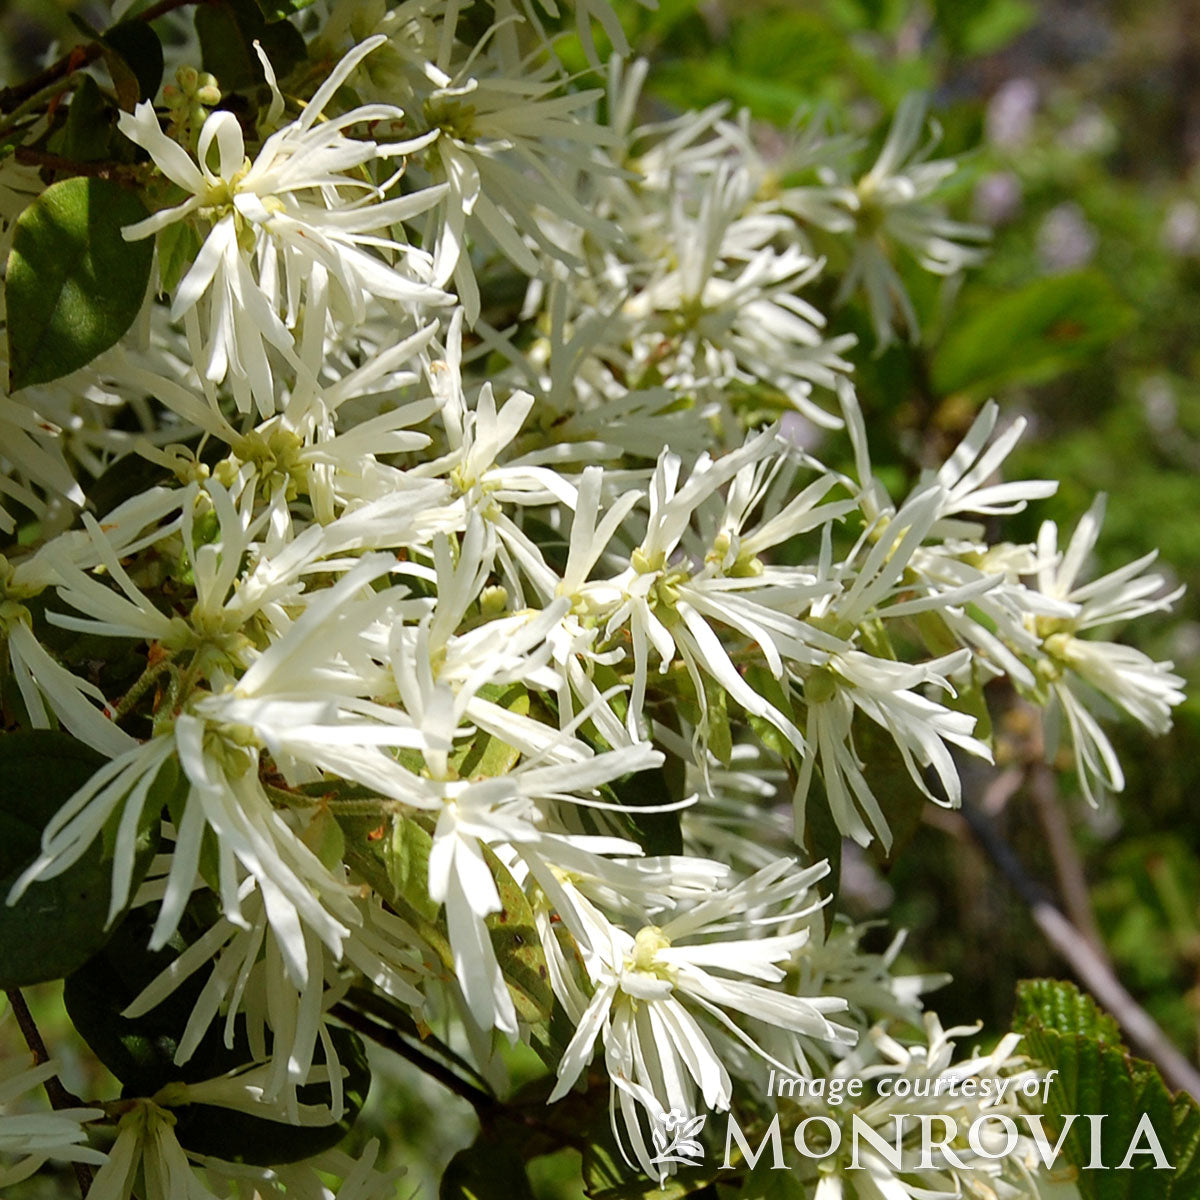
[[5, 989, 94, 1196], [959, 803, 1200, 1099], [344, 986, 494, 1094], [0, 0, 208, 114], [1026, 762, 1106, 953], [331, 1003, 497, 1115], [13, 147, 142, 183]]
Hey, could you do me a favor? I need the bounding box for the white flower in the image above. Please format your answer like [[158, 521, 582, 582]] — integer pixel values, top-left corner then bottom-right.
[[118, 36, 450, 416], [1028, 497, 1185, 803], [794, 650, 990, 849], [549, 860, 854, 1177], [620, 163, 854, 426], [0, 1034, 104, 1189], [829, 94, 988, 345]]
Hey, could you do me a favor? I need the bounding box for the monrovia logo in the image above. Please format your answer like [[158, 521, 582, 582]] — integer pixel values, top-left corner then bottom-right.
[[649, 1110, 708, 1166], [646, 1108, 1172, 1174]]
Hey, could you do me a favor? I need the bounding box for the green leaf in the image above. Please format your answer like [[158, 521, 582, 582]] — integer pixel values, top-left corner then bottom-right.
[[442, 1136, 537, 1200], [64, 909, 255, 1095], [448, 682, 527, 779], [855, 720, 930, 867], [60, 76, 112, 163], [301, 804, 345, 872], [253, 0, 317, 21], [65, 911, 370, 1163], [1170, 1092, 1200, 1199], [6, 177, 153, 390], [1014, 979, 1181, 1195], [156, 218, 203, 297], [1014, 978, 1124, 1044], [196, 0, 306, 91], [336, 776, 549, 1028], [933, 0, 1034, 56], [384, 812, 440, 923], [796, 772, 842, 932], [339, 807, 455, 975], [931, 271, 1135, 398], [603, 763, 683, 857], [482, 843, 553, 1026], [582, 1120, 719, 1199], [102, 20, 164, 108], [0, 730, 159, 987]]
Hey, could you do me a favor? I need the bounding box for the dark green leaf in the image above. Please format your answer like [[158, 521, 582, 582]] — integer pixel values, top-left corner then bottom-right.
[[61, 76, 112, 163], [64, 909, 253, 1094], [174, 1026, 370, 1164], [102, 20, 165, 107], [442, 1135, 537, 1200], [796, 771, 842, 932], [196, 0, 305, 91], [933, 0, 1035, 56], [253, 0, 317, 21], [65, 912, 370, 1163], [6, 177, 153, 390], [582, 1120, 719, 1199], [0, 730, 159, 987], [604, 763, 683, 857], [1015, 978, 1124, 1044]]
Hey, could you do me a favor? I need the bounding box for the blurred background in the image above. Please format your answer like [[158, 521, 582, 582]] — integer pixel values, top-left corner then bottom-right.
[[2, 0, 1199, 1194]]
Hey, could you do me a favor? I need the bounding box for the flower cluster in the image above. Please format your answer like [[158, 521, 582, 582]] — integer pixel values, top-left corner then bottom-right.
[[0, 0, 1183, 1194]]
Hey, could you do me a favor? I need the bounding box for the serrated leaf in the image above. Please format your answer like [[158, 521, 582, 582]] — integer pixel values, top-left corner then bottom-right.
[[1169, 1092, 1200, 1199], [6, 177, 153, 390], [1015, 979, 1180, 1196], [1015, 978, 1124, 1045], [0, 730, 159, 987]]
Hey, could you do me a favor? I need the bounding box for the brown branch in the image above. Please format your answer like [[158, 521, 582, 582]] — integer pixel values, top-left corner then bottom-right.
[[6, 989, 94, 1197], [1026, 761, 1106, 953], [0, 0, 210, 114], [13, 147, 142, 183]]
